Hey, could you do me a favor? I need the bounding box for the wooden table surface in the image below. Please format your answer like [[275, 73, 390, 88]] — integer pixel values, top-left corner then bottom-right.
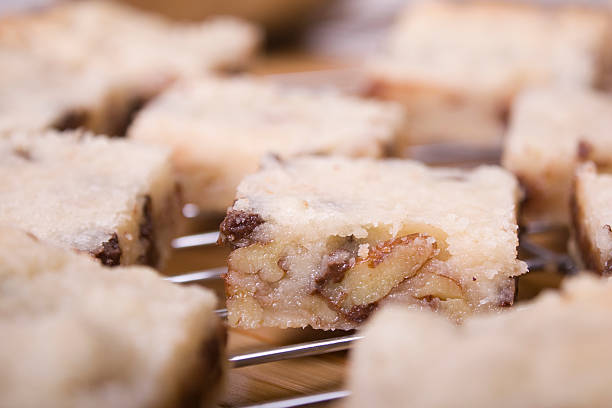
[[160, 54, 569, 408]]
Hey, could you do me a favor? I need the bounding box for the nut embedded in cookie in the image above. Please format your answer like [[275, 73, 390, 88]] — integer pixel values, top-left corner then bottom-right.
[[220, 156, 526, 330]]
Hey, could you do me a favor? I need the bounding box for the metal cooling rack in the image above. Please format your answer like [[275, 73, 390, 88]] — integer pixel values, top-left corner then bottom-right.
[[165, 225, 574, 408]]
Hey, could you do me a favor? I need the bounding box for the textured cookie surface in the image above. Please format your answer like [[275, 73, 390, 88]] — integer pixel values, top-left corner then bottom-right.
[[0, 0, 260, 77], [349, 274, 612, 408], [0, 130, 179, 267], [221, 156, 526, 330], [0, 227, 224, 408], [0, 50, 108, 134], [367, 1, 612, 148], [371, 1, 611, 92], [0, 0, 260, 135], [129, 76, 403, 212]]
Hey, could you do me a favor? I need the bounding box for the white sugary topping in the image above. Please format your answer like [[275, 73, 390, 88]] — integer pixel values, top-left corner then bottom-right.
[[350, 274, 612, 408], [504, 87, 612, 172], [0, 131, 171, 253], [0, 50, 108, 134], [369, 1, 610, 94], [0, 227, 218, 408], [0, 1, 260, 134], [129, 76, 404, 211], [0, 0, 260, 79], [130, 76, 403, 157], [233, 156, 525, 284]]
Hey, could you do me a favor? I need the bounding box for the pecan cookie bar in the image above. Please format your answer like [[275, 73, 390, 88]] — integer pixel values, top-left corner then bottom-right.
[[220, 156, 526, 330]]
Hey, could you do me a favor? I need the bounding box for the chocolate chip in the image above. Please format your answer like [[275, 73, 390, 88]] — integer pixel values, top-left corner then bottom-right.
[[92, 233, 122, 266], [112, 95, 148, 136], [53, 109, 89, 131], [218, 211, 264, 249]]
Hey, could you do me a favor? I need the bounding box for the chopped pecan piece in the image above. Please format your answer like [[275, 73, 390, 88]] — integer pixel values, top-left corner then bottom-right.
[[315, 233, 438, 322]]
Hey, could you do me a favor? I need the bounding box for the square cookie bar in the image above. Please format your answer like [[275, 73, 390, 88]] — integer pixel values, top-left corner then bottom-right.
[[0, 0, 260, 135], [220, 157, 526, 330], [348, 274, 612, 408], [0, 130, 180, 267], [502, 87, 612, 225], [129, 76, 403, 214], [366, 1, 612, 154], [571, 162, 612, 275], [0, 51, 102, 134], [0, 227, 225, 408]]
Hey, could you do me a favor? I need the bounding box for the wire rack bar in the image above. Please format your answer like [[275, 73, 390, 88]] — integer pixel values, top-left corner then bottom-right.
[[164, 267, 226, 283], [239, 390, 351, 408], [229, 333, 362, 368], [172, 231, 220, 249]]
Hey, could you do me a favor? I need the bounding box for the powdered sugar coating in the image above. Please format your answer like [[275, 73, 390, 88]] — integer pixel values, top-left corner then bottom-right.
[[129, 76, 403, 212], [225, 157, 526, 329], [0, 0, 260, 79], [370, 1, 611, 95], [0, 131, 177, 265]]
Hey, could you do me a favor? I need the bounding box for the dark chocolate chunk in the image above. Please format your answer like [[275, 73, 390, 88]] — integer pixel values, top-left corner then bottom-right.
[[218, 210, 264, 249], [92, 233, 122, 266], [137, 195, 159, 267], [112, 95, 149, 137], [53, 109, 89, 131]]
